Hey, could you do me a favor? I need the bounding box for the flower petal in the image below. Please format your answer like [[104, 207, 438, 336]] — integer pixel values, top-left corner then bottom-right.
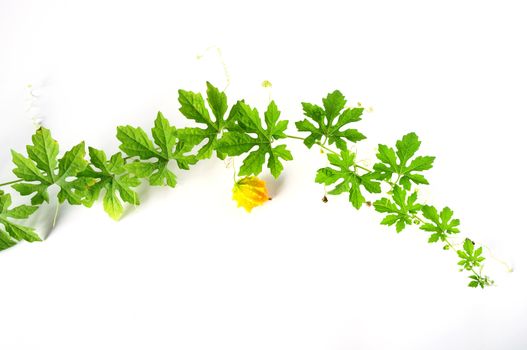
[[232, 176, 270, 212]]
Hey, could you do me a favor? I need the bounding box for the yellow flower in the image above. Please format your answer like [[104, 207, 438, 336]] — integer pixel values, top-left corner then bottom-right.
[[232, 176, 270, 212]]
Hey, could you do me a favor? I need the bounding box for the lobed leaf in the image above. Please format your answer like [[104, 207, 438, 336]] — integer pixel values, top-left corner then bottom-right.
[[295, 90, 365, 151], [0, 191, 40, 251], [315, 149, 381, 209], [373, 185, 421, 233], [177, 82, 234, 159], [11, 127, 88, 205], [117, 112, 196, 188], [217, 100, 292, 178], [372, 132, 435, 190], [79, 147, 141, 220], [420, 205, 460, 243]]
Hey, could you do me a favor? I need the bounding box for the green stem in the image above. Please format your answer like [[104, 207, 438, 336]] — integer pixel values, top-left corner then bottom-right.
[[315, 142, 338, 154], [355, 164, 371, 173], [287, 132, 494, 284], [483, 244, 513, 272], [411, 213, 488, 284], [284, 134, 304, 141], [285, 134, 338, 154], [232, 158, 237, 183], [0, 179, 23, 187], [286, 134, 394, 184], [52, 202, 61, 228], [286, 134, 397, 188]]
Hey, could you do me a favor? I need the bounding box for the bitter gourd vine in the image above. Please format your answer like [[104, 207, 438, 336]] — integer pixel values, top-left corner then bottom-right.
[[0, 82, 494, 288]]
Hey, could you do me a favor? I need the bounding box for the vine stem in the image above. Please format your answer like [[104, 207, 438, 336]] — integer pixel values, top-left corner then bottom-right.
[[52, 202, 61, 228], [285, 133, 502, 282], [316, 142, 338, 155], [231, 158, 237, 183], [483, 244, 514, 272], [0, 179, 23, 187], [284, 134, 337, 155], [285, 134, 304, 141], [410, 213, 487, 283], [355, 164, 372, 173]]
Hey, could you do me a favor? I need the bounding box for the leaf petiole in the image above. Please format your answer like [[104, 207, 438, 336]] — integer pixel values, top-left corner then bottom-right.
[[285, 134, 338, 155], [0, 179, 23, 187]]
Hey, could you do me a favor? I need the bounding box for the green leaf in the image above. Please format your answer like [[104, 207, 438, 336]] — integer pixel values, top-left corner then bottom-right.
[[7, 205, 39, 219], [0, 191, 41, 251], [396, 132, 421, 165], [315, 149, 381, 209], [117, 112, 197, 187], [206, 81, 228, 120], [27, 127, 59, 180], [380, 214, 399, 225], [372, 132, 435, 190], [467, 274, 493, 288], [176, 82, 233, 159], [373, 185, 421, 232], [0, 229, 17, 251], [217, 100, 292, 178], [78, 147, 141, 220], [103, 182, 124, 220], [457, 238, 485, 271], [295, 90, 365, 151], [395, 219, 406, 233], [117, 125, 158, 159], [463, 238, 474, 255], [11, 127, 88, 205], [420, 205, 461, 243], [468, 281, 479, 288]]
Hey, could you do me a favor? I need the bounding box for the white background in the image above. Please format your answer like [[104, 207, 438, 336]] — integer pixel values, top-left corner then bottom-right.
[[1, 1, 526, 349]]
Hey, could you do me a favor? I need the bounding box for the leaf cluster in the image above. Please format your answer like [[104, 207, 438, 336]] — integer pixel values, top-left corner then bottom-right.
[[373, 185, 421, 233], [315, 150, 380, 209], [1, 82, 295, 250], [457, 238, 485, 271], [216, 100, 292, 178], [0, 84, 496, 290], [117, 112, 197, 187], [177, 82, 293, 178]]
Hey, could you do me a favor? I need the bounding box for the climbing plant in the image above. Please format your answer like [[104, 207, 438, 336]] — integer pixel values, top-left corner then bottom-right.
[[0, 82, 495, 288]]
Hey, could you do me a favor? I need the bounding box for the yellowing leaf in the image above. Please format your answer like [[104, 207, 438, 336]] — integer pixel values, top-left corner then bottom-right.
[[232, 176, 270, 212]]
